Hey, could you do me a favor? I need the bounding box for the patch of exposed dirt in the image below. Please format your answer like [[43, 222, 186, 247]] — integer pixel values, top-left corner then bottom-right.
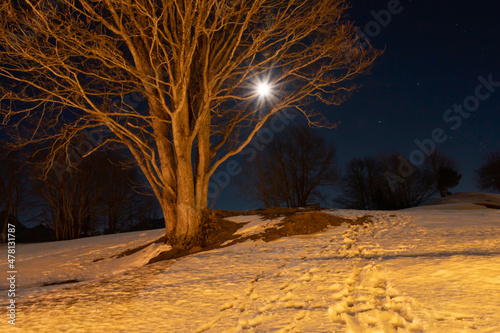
[[212, 205, 324, 220], [476, 202, 500, 210], [224, 212, 372, 246], [42, 279, 80, 286], [112, 235, 166, 259], [147, 211, 372, 264], [108, 210, 242, 265], [244, 206, 324, 220], [147, 218, 243, 265]]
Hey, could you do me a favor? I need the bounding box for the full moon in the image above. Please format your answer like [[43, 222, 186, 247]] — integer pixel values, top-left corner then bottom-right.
[[257, 82, 271, 97]]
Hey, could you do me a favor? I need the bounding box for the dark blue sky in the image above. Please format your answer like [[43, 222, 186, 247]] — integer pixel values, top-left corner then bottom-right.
[[213, 0, 500, 210]]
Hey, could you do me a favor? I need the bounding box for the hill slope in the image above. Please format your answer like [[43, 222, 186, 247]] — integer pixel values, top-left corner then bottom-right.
[[1, 201, 499, 332]]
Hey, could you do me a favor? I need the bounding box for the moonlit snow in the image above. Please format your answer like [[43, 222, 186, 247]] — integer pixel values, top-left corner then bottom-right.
[[1, 194, 499, 332]]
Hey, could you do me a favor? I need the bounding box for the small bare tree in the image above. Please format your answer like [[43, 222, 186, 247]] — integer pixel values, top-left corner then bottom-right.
[[237, 124, 340, 208], [93, 151, 145, 234], [475, 150, 500, 192], [335, 157, 379, 210], [425, 150, 461, 197], [0, 0, 379, 246], [337, 153, 436, 210], [236, 154, 283, 209]]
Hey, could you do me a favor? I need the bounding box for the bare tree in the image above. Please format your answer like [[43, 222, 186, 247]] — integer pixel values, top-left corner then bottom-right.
[[31, 146, 154, 239], [31, 147, 103, 240], [0, 0, 379, 247], [425, 150, 461, 197], [237, 124, 340, 208], [0, 145, 25, 242], [93, 150, 146, 234], [337, 153, 436, 210], [377, 153, 435, 209], [475, 150, 500, 192], [236, 154, 283, 209], [335, 157, 379, 210]]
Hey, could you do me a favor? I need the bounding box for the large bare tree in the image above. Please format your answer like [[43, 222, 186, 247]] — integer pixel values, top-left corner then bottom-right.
[[0, 0, 378, 246]]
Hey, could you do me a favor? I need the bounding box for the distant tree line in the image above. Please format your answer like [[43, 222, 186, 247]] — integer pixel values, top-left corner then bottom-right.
[[0, 141, 159, 242], [236, 125, 498, 210], [2, 125, 499, 241], [336, 150, 461, 210]]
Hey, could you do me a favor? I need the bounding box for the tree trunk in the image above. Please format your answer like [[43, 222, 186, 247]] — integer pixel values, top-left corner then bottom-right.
[[172, 150, 202, 246], [161, 175, 204, 248], [1, 202, 11, 243], [159, 138, 205, 248], [158, 98, 209, 248]]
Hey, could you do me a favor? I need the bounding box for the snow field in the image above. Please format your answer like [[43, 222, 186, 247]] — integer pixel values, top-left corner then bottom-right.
[[1, 206, 499, 332]]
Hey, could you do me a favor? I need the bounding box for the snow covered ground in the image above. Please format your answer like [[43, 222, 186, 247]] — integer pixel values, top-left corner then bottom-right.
[[0, 229, 168, 301], [1, 194, 499, 332]]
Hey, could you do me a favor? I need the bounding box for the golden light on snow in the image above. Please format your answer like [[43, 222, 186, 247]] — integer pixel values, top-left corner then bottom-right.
[[7, 194, 500, 331]]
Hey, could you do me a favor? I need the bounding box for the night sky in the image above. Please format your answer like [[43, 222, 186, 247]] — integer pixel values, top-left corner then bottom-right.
[[213, 0, 500, 211]]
